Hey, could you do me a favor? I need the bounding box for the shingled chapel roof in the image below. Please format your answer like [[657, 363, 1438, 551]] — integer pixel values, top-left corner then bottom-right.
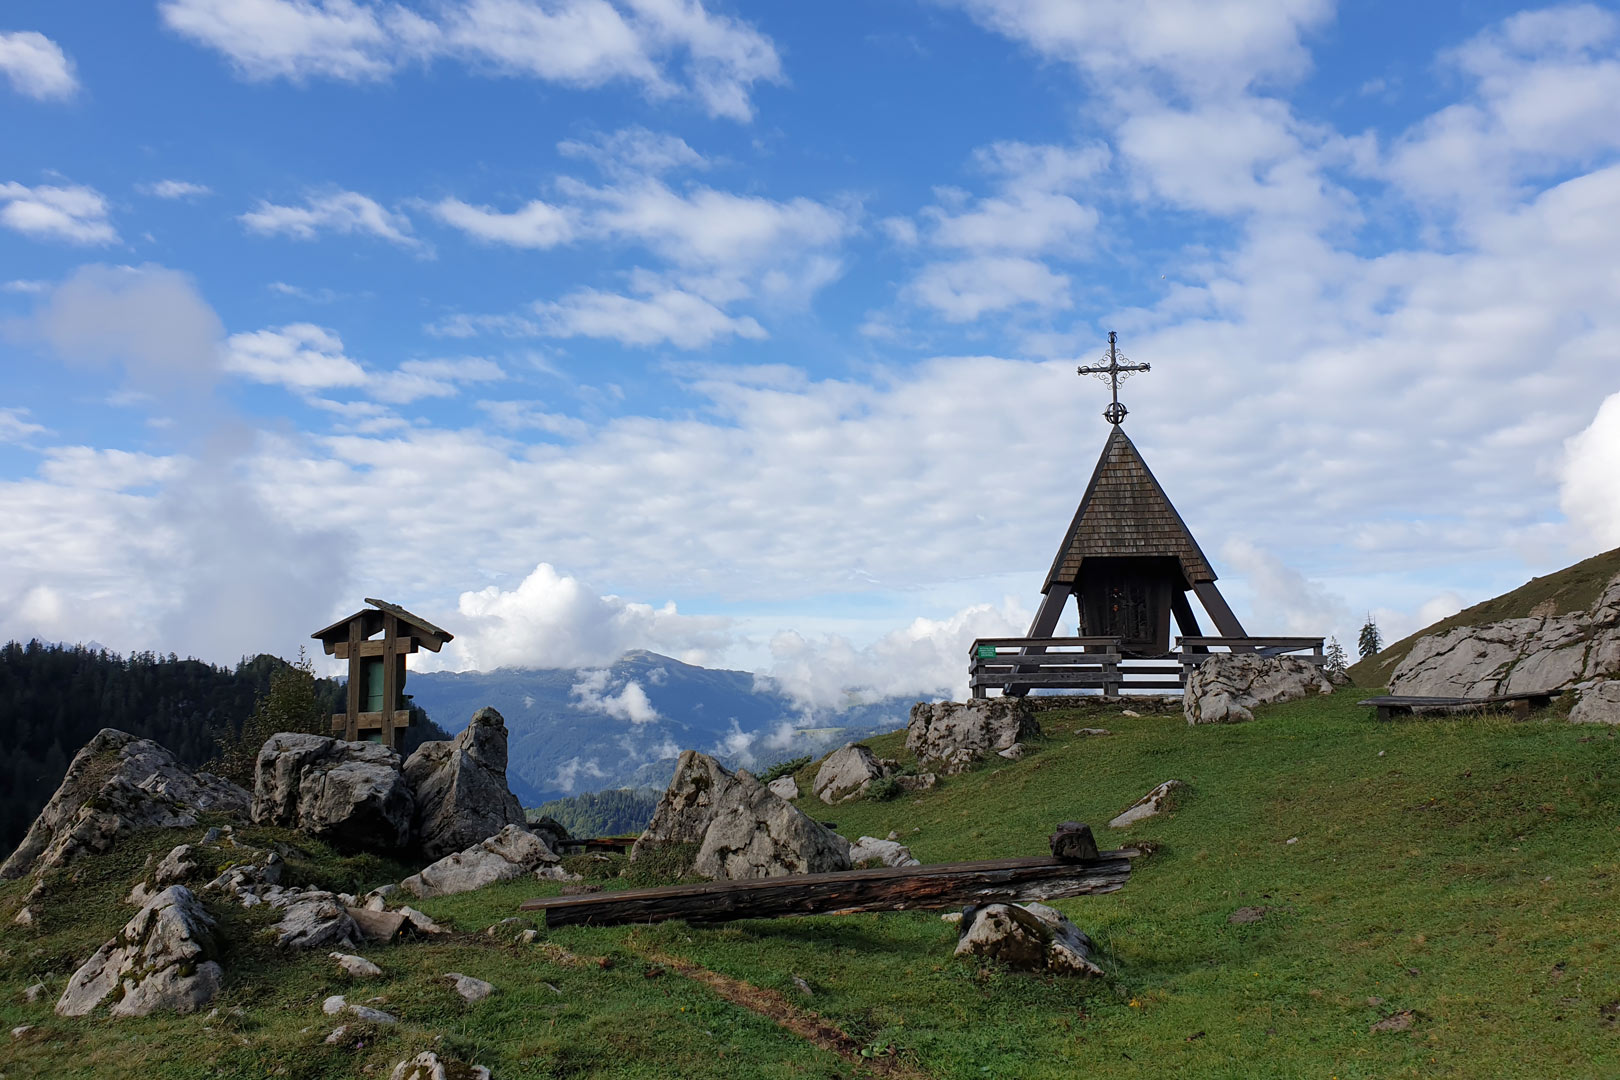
[[1042, 425, 1217, 592]]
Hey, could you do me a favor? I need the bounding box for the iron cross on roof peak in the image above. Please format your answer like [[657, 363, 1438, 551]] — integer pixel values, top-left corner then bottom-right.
[[1076, 330, 1150, 425]]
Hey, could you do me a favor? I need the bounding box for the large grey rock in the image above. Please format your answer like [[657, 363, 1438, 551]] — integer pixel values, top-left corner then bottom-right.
[[1185, 654, 1332, 725], [812, 744, 888, 804], [1390, 574, 1620, 698], [56, 885, 223, 1017], [1569, 679, 1620, 725], [632, 751, 851, 880], [403, 707, 526, 860], [906, 700, 1041, 774], [399, 824, 559, 899], [252, 733, 414, 852], [767, 775, 799, 801], [954, 902, 1102, 976], [2, 729, 249, 881], [272, 892, 360, 951]]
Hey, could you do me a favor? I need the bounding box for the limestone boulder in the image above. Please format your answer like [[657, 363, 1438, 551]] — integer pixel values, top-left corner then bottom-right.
[[252, 733, 414, 852], [56, 885, 223, 1018], [403, 707, 527, 860], [953, 902, 1102, 976], [812, 744, 889, 804], [1390, 573, 1620, 698], [1569, 680, 1620, 725], [1109, 779, 1185, 828], [767, 775, 799, 801], [632, 751, 851, 880], [848, 836, 920, 868], [1184, 654, 1332, 725], [906, 700, 1041, 774], [399, 824, 559, 899], [2, 729, 249, 881], [271, 892, 360, 951]]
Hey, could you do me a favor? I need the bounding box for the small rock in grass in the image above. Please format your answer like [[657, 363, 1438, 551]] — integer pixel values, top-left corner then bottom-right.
[[1370, 1010, 1415, 1033], [1076, 728, 1112, 737], [330, 952, 383, 978], [322, 995, 348, 1016], [390, 1052, 491, 1080], [1285, 837, 1299, 844], [517, 929, 539, 945], [12, 1025, 34, 1039], [1109, 780, 1185, 828], [996, 743, 1026, 761], [485, 917, 532, 938], [323, 1025, 349, 1045], [23, 982, 46, 1003], [941, 911, 962, 924], [445, 973, 495, 1004], [321, 994, 394, 1022], [1120, 709, 1141, 718], [535, 865, 582, 882], [397, 906, 447, 935], [791, 975, 812, 996], [1227, 906, 1267, 924]]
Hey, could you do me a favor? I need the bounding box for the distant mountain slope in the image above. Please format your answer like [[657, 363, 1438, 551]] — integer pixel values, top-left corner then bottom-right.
[[405, 650, 914, 806], [1349, 545, 1620, 688]]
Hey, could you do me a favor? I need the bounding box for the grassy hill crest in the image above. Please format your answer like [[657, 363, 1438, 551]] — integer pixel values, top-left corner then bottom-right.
[[1348, 545, 1620, 688]]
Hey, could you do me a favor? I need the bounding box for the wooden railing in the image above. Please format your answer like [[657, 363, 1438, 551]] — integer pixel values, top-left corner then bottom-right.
[[968, 635, 1325, 699]]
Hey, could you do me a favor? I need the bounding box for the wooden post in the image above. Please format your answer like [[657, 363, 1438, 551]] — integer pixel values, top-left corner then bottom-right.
[[380, 611, 399, 748], [344, 617, 362, 741], [1192, 582, 1248, 641]]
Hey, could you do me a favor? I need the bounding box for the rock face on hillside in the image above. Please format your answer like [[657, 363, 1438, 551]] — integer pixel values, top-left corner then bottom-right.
[[1569, 680, 1620, 724], [1184, 654, 1333, 725], [813, 744, 889, 804], [632, 751, 851, 880], [399, 824, 561, 898], [906, 700, 1041, 774], [56, 885, 223, 1018], [252, 733, 414, 852], [403, 707, 526, 860], [2, 729, 249, 881], [1390, 573, 1620, 700], [954, 902, 1102, 976]]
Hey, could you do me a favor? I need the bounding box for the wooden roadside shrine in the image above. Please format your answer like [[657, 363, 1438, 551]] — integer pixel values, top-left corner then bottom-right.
[[522, 821, 1132, 929], [970, 333, 1324, 698], [312, 598, 453, 747]]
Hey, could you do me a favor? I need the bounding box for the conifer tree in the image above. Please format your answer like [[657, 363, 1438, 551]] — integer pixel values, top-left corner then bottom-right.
[[1325, 636, 1349, 675], [213, 647, 327, 786], [1357, 615, 1383, 661]]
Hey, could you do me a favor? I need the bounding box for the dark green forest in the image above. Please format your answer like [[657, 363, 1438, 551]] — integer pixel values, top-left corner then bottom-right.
[[0, 640, 449, 858], [529, 788, 659, 838]]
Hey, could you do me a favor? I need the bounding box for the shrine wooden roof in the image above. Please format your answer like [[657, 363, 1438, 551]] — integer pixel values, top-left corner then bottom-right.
[[1042, 426, 1217, 592], [311, 598, 453, 650]]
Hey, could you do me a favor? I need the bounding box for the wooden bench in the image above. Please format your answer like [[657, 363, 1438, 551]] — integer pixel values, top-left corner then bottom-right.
[[1357, 690, 1561, 722]]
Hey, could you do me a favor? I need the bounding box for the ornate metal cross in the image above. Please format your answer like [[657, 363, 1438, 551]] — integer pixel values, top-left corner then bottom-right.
[[1076, 331, 1150, 425]]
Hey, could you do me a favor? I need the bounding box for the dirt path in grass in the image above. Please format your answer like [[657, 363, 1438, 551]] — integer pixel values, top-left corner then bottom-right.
[[625, 942, 934, 1079]]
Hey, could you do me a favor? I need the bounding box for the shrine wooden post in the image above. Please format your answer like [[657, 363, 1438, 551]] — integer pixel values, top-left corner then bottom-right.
[[312, 598, 453, 747]]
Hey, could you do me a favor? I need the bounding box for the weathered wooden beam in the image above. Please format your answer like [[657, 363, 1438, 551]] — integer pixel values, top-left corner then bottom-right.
[[520, 852, 1132, 928], [331, 638, 421, 659]]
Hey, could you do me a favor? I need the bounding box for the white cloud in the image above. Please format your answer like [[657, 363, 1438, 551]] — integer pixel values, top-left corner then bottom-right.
[[442, 562, 732, 670], [549, 755, 607, 793], [429, 196, 574, 248], [477, 400, 589, 439], [1, 279, 46, 294], [141, 180, 213, 199], [223, 323, 368, 390], [0, 182, 116, 244], [1219, 539, 1351, 637], [0, 31, 78, 100], [1560, 389, 1620, 549], [0, 407, 48, 445], [367, 356, 506, 403], [557, 126, 705, 176], [920, 141, 1109, 256], [905, 255, 1070, 321], [534, 286, 766, 348], [240, 189, 421, 248], [160, 0, 782, 121], [570, 668, 661, 724]]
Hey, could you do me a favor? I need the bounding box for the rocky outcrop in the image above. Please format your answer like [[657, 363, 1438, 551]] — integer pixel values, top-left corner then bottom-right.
[[1569, 680, 1620, 724], [399, 824, 560, 899], [906, 700, 1041, 774], [56, 885, 223, 1017], [1390, 574, 1620, 698], [953, 902, 1102, 976], [812, 744, 888, 804], [1184, 654, 1332, 725], [1109, 779, 1185, 828], [767, 775, 799, 801], [848, 836, 920, 868], [272, 892, 361, 951], [632, 751, 851, 880], [252, 733, 414, 852], [403, 707, 526, 860], [2, 729, 249, 881]]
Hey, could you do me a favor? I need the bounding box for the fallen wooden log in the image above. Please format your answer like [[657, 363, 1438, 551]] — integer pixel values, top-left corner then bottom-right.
[[520, 851, 1132, 928]]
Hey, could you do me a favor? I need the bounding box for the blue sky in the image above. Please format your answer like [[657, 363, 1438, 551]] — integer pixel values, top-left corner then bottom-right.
[[3, 1, 1620, 707]]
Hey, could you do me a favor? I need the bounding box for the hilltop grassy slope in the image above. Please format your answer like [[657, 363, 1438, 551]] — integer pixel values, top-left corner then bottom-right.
[[4, 689, 1618, 1078], [1349, 545, 1620, 688]]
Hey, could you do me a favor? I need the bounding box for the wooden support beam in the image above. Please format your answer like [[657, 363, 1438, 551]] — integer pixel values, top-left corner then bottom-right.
[[520, 852, 1132, 928], [344, 618, 362, 741], [331, 638, 420, 659], [331, 710, 411, 733], [380, 611, 399, 750]]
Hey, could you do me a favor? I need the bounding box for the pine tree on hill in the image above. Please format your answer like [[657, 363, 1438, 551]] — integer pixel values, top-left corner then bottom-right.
[[1325, 636, 1349, 676], [212, 647, 328, 787], [1358, 615, 1383, 660]]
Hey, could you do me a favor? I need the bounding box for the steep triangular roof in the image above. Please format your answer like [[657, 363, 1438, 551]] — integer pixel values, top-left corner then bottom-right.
[[1042, 426, 1217, 592], [311, 598, 453, 650]]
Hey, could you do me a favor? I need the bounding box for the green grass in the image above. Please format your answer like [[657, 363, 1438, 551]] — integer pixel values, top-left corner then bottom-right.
[[1349, 545, 1620, 687], [5, 689, 1620, 1078]]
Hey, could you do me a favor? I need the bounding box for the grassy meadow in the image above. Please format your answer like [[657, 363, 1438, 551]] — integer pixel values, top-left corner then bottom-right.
[[3, 686, 1618, 1079]]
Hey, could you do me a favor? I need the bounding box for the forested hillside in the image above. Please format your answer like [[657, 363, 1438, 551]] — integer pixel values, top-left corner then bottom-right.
[[529, 788, 660, 838], [0, 641, 448, 857]]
